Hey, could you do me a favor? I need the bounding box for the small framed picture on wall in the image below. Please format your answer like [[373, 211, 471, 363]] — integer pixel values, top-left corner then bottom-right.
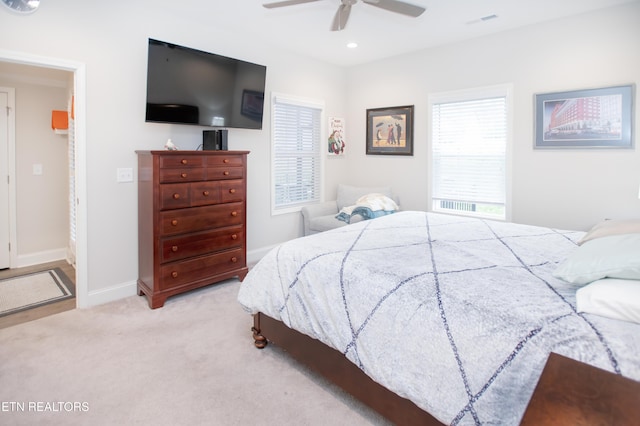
[[328, 117, 346, 156], [366, 105, 414, 155]]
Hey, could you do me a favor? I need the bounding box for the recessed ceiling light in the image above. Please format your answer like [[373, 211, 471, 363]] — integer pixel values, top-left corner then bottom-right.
[[481, 14, 498, 21], [466, 14, 499, 25], [346, 42, 358, 49]]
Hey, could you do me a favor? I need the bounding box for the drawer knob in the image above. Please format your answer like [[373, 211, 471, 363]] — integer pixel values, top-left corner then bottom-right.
[[228, 188, 236, 194], [173, 193, 180, 199], [171, 246, 178, 252], [223, 159, 229, 164], [231, 234, 238, 240], [223, 171, 230, 176], [231, 211, 238, 217], [231, 257, 238, 263], [171, 219, 178, 226], [181, 159, 188, 165], [181, 173, 187, 178], [171, 271, 178, 278], [202, 191, 209, 196]]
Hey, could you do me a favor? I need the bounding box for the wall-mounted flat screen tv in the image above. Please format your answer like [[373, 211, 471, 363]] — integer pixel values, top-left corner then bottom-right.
[[145, 38, 266, 129]]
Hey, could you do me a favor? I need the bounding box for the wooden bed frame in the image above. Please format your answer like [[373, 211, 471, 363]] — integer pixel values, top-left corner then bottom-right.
[[252, 312, 444, 425], [251, 312, 640, 426]]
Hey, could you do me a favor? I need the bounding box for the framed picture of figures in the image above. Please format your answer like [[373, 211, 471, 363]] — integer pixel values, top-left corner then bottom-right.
[[366, 105, 414, 155]]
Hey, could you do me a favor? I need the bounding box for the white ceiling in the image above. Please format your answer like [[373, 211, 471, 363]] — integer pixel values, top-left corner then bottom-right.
[[189, 0, 637, 67], [1, 0, 636, 75]]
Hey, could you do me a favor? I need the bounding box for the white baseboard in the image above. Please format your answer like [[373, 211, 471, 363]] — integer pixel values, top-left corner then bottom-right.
[[247, 244, 277, 268], [85, 280, 137, 308], [81, 244, 279, 308], [15, 248, 67, 268]]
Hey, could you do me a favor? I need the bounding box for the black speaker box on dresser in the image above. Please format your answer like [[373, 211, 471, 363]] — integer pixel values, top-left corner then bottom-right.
[[203, 129, 228, 151]]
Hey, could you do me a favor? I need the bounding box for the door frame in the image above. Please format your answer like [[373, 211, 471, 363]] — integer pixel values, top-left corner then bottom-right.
[[0, 88, 13, 269], [0, 49, 88, 308]]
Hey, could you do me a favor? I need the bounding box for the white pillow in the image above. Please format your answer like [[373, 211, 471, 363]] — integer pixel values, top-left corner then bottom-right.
[[336, 184, 393, 211], [576, 278, 640, 324], [578, 219, 640, 245], [553, 233, 640, 285], [355, 193, 399, 211]]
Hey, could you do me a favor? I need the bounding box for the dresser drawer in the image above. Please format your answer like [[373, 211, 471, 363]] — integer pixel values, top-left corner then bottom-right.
[[159, 202, 244, 236], [191, 181, 221, 206], [220, 180, 245, 203], [160, 183, 192, 210], [161, 226, 244, 263], [160, 155, 205, 168], [206, 155, 244, 167], [206, 166, 244, 180], [160, 183, 191, 209], [159, 248, 245, 290], [159, 167, 206, 183], [161, 181, 225, 209]]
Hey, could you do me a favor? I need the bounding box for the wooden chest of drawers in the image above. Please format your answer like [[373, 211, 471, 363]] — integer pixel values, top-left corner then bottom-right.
[[136, 150, 249, 308]]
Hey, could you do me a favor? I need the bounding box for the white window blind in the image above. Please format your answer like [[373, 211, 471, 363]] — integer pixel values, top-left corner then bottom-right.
[[431, 89, 509, 219], [272, 94, 323, 212]]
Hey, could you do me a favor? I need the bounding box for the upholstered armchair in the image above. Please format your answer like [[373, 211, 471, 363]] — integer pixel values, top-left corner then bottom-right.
[[301, 184, 399, 236]]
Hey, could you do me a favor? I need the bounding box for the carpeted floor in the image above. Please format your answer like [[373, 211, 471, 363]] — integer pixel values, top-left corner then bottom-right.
[[0, 279, 390, 425], [0, 268, 75, 317]]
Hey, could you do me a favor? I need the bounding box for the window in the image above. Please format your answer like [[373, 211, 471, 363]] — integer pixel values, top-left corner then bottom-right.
[[271, 93, 324, 214], [429, 84, 512, 220]]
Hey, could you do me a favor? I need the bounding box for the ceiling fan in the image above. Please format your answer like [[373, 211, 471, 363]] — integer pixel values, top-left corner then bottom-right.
[[263, 0, 426, 31]]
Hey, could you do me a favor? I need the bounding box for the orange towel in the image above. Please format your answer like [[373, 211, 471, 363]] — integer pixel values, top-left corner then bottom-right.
[[52, 110, 68, 130]]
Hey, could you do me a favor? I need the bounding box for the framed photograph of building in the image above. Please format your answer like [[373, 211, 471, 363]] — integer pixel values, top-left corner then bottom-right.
[[366, 105, 414, 155], [534, 85, 633, 149]]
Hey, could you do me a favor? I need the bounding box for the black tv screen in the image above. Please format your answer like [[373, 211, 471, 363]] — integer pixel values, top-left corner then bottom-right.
[[145, 39, 266, 129]]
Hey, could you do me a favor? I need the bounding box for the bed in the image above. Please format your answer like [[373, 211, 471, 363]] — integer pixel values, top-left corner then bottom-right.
[[237, 211, 640, 425]]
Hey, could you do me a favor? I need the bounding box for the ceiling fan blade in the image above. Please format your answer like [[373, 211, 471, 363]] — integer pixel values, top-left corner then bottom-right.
[[331, 4, 352, 31], [263, 0, 323, 9], [361, 0, 426, 17]]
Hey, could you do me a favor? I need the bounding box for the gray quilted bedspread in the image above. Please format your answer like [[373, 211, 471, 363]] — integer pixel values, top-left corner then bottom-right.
[[237, 211, 640, 425]]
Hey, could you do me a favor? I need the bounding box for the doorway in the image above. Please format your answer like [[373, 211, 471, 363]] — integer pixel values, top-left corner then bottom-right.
[[0, 51, 87, 310], [0, 73, 73, 325], [1, 68, 70, 270]]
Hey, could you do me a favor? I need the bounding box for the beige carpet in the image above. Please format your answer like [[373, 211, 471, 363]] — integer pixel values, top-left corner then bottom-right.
[[0, 269, 74, 317], [0, 279, 389, 426]]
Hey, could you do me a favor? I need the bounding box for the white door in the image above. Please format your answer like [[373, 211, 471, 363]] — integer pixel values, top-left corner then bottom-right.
[[0, 89, 11, 269]]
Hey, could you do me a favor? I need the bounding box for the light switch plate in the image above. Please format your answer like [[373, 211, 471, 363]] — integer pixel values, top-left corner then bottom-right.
[[116, 168, 134, 183]]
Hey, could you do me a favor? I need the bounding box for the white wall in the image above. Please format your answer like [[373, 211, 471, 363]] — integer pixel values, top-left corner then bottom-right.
[[15, 85, 69, 254], [344, 3, 640, 231], [0, 1, 349, 304]]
